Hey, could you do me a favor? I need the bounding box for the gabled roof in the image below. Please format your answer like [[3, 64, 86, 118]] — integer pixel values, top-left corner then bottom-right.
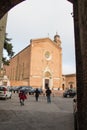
[[31, 37, 62, 50], [11, 37, 61, 59]]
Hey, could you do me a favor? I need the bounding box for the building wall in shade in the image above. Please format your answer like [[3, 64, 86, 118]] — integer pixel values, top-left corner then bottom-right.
[[62, 74, 76, 90]]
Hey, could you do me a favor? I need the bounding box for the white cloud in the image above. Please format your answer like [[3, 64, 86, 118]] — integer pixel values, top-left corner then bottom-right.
[[62, 63, 76, 75]]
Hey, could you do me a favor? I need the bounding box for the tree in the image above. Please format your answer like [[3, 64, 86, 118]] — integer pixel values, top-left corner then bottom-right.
[[2, 33, 14, 65]]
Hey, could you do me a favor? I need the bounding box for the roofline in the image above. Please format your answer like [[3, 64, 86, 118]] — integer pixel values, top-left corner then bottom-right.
[[62, 73, 76, 76], [11, 37, 61, 59], [31, 37, 50, 42], [31, 37, 62, 50], [11, 44, 31, 59]]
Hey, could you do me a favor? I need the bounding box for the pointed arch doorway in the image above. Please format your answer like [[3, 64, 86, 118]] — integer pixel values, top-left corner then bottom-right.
[[45, 79, 49, 89], [43, 71, 53, 90]]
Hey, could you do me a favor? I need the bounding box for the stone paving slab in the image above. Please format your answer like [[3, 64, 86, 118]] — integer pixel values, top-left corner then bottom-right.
[[0, 93, 74, 130]]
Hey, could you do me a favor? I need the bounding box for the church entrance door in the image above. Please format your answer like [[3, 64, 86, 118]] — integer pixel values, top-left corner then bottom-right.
[[45, 79, 49, 89]]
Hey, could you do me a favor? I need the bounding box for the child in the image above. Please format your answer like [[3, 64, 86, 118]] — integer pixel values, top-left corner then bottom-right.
[[19, 91, 27, 106]]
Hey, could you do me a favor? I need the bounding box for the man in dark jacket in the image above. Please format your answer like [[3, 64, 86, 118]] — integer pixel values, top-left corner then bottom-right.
[[45, 87, 52, 103], [35, 88, 40, 101]]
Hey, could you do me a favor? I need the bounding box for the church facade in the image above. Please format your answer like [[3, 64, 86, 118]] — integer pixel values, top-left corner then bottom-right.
[[4, 35, 63, 90]]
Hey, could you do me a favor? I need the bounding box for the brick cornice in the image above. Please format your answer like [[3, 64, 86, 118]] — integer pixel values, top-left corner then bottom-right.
[[31, 38, 62, 50]]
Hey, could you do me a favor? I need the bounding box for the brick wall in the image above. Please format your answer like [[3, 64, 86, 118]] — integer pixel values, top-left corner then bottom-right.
[[4, 38, 62, 89]]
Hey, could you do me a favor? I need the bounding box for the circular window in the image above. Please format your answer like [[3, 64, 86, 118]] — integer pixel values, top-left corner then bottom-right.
[[45, 51, 51, 60]]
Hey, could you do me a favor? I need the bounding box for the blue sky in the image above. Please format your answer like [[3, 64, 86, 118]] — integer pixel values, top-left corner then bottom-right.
[[6, 0, 76, 74]]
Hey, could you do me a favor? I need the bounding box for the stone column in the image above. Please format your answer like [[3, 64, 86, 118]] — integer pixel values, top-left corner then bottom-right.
[[0, 14, 8, 68], [73, 0, 87, 129]]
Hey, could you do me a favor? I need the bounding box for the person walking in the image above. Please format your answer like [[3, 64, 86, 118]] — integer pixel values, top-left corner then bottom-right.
[[35, 88, 40, 102], [45, 87, 52, 103], [19, 90, 27, 106]]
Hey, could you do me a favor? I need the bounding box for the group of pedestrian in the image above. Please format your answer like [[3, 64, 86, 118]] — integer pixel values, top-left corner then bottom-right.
[[18, 87, 52, 106]]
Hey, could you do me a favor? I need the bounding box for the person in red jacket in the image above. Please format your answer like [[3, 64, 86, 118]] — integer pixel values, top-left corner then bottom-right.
[[19, 91, 27, 106]]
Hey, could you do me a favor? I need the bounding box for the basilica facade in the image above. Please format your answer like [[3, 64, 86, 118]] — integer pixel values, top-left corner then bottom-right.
[[4, 35, 63, 90]]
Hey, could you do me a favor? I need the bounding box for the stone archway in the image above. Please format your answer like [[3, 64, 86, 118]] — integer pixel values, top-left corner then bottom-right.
[[69, 0, 87, 129], [0, 0, 25, 19], [0, 0, 87, 129]]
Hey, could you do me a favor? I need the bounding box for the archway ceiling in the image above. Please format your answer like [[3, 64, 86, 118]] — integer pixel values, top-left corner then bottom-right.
[[67, 0, 73, 3], [0, 0, 73, 19], [0, 0, 25, 19]]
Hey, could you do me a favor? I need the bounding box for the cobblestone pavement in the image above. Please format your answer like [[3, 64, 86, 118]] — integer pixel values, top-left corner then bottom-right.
[[0, 93, 74, 130]]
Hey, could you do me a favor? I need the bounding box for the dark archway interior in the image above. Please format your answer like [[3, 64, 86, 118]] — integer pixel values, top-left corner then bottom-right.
[[0, 0, 25, 19]]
